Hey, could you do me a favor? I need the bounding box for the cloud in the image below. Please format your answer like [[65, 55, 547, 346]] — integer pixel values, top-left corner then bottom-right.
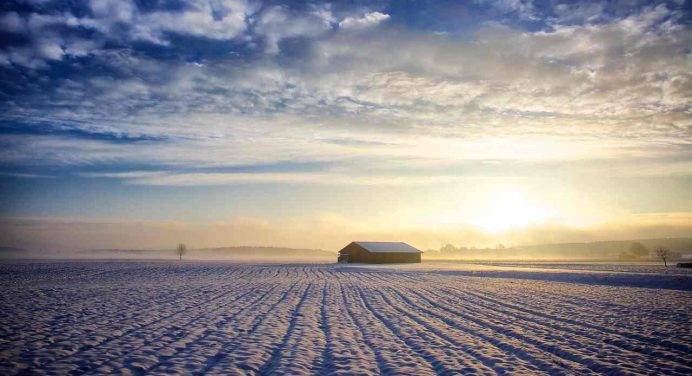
[[0, 12, 23, 33], [0, 1, 690, 185], [124, 0, 251, 43], [476, 0, 537, 20], [338, 12, 390, 30], [85, 0, 253, 44], [0, 172, 54, 179], [0, 0, 253, 68], [254, 5, 335, 54], [79, 170, 473, 186], [552, 2, 605, 24]]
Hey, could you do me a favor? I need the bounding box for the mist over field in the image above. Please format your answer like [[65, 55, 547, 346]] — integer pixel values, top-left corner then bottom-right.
[[2, 215, 691, 260], [3, 237, 690, 265]]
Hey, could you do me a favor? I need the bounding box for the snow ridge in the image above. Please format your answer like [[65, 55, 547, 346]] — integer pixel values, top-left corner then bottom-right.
[[0, 261, 690, 375]]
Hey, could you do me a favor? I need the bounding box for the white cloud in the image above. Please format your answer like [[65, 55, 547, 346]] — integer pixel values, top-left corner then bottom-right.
[[0, 172, 54, 179], [0, 0, 253, 68], [338, 12, 390, 30], [134, 0, 251, 43], [476, 0, 536, 20], [552, 2, 605, 24], [85, 0, 253, 44], [0, 11, 23, 32], [88, 0, 136, 23], [1, 3, 690, 184], [80, 170, 471, 186], [254, 5, 335, 54]]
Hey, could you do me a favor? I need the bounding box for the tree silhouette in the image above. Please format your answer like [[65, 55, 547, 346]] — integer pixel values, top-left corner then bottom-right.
[[440, 244, 456, 253], [655, 247, 670, 267], [176, 243, 187, 261]]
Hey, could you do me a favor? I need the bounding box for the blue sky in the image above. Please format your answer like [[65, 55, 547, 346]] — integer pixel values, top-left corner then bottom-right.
[[0, 0, 690, 251]]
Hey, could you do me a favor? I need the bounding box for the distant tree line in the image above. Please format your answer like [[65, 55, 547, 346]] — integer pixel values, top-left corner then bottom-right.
[[618, 242, 649, 260], [618, 242, 681, 264], [429, 241, 683, 263]]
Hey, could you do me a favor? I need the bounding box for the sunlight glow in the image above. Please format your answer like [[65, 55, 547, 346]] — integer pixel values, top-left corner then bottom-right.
[[474, 190, 549, 233]]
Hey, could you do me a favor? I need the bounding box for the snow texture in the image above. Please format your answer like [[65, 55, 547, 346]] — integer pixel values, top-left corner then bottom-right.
[[0, 261, 690, 375]]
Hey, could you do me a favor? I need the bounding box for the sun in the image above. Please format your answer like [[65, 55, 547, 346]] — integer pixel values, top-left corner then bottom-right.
[[474, 190, 549, 233]]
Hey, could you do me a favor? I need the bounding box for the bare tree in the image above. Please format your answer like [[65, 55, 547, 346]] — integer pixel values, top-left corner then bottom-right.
[[176, 243, 187, 261], [655, 246, 670, 267]]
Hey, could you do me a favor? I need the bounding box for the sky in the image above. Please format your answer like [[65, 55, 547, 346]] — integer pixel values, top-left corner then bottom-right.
[[0, 0, 690, 252]]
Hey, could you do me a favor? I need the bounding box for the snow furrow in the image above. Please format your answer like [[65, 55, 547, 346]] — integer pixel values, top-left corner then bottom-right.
[[258, 283, 326, 375], [426, 286, 687, 374], [2, 262, 689, 375], [402, 287, 631, 375], [324, 281, 380, 375], [70, 282, 271, 374], [19, 281, 257, 373], [340, 280, 435, 375], [353, 285, 455, 375], [367, 287, 506, 375], [470, 283, 689, 343], [194, 280, 305, 374], [383, 287, 580, 375], [142, 283, 283, 375], [377, 286, 547, 375], [442, 286, 692, 368]]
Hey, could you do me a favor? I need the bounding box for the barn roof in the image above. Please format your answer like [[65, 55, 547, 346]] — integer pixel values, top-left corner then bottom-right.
[[353, 241, 422, 253]]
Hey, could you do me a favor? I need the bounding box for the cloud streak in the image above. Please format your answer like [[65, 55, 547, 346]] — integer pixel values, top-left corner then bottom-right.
[[339, 12, 390, 30]]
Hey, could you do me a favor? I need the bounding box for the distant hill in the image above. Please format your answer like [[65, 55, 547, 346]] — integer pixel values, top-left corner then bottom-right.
[[83, 248, 162, 255], [516, 238, 692, 259], [195, 246, 335, 260], [426, 237, 692, 261], [78, 246, 335, 260], [0, 246, 28, 253], [0, 246, 28, 259]]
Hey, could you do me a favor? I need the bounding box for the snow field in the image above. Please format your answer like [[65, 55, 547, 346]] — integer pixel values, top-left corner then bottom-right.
[[0, 261, 690, 375]]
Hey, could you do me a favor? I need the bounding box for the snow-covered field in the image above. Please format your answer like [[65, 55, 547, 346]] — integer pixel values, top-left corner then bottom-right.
[[1, 261, 690, 375]]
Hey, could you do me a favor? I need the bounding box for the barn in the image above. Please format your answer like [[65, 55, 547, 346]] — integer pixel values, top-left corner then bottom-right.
[[337, 241, 422, 264], [677, 252, 692, 268]]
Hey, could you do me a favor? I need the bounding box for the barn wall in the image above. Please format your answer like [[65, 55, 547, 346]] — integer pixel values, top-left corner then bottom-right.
[[338, 243, 421, 263], [338, 243, 368, 263], [365, 252, 420, 263]]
